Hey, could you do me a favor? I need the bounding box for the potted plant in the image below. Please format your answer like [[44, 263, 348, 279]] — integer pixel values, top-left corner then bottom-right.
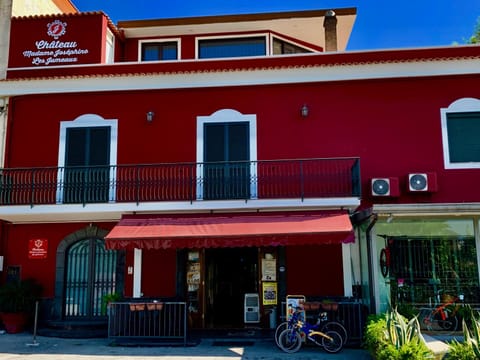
[[101, 292, 122, 315], [0, 279, 42, 333], [321, 299, 339, 312]]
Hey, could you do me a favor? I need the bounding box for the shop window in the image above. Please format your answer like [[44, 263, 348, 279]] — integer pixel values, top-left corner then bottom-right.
[[376, 218, 479, 306], [441, 97, 480, 169], [140, 40, 179, 61], [197, 36, 266, 59]]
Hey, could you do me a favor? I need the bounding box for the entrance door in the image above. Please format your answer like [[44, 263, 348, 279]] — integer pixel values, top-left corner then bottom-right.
[[64, 126, 110, 203], [64, 238, 117, 319], [203, 122, 250, 200], [205, 248, 258, 328]]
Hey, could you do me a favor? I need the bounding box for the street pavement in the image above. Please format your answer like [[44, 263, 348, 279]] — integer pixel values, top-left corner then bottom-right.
[[0, 332, 373, 360]]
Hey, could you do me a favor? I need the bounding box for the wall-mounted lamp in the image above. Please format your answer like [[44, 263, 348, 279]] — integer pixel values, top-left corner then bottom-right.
[[0, 99, 7, 115], [146, 111, 155, 123], [301, 104, 309, 118]]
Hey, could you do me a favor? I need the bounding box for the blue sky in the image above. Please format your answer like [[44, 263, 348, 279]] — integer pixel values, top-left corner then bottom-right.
[[72, 1, 480, 51]]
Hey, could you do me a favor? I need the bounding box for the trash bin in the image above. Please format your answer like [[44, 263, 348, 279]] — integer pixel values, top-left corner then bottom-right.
[[269, 307, 277, 329]]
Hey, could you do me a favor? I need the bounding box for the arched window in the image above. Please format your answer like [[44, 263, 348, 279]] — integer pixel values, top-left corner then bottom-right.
[[441, 98, 480, 169]]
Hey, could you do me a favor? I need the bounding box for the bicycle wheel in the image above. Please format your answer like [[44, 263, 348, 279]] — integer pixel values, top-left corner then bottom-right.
[[277, 328, 302, 353], [321, 321, 348, 345], [321, 330, 343, 354], [435, 311, 458, 333], [274, 322, 288, 348]]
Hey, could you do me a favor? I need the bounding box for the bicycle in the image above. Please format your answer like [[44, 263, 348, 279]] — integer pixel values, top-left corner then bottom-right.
[[277, 307, 343, 354], [274, 305, 348, 348], [418, 292, 464, 334]]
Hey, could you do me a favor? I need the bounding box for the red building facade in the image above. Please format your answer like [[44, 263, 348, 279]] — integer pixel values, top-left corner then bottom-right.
[[1, 8, 480, 337]]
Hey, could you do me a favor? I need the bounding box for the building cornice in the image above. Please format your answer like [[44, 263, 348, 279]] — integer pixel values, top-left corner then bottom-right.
[[374, 203, 480, 217], [1, 46, 480, 97]]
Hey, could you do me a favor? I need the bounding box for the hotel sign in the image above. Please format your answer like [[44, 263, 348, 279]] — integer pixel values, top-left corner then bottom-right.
[[28, 238, 48, 259], [22, 19, 89, 66]]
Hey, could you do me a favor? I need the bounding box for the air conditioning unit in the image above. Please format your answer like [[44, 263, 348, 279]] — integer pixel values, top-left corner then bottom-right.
[[244, 293, 260, 323], [408, 172, 438, 192], [371, 178, 399, 197]]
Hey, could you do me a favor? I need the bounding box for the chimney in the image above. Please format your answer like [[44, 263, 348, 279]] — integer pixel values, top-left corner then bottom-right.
[[323, 10, 338, 52]]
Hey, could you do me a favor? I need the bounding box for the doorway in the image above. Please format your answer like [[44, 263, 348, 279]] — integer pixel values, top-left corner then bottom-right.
[[203, 122, 250, 200], [64, 237, 118, 319], [64, 126, 111, 203], [205, 247, 258, 328]]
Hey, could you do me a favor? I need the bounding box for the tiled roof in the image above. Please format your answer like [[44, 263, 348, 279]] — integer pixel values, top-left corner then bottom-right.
[[12, 11, 121, 37], [4, 45, 480, 82]]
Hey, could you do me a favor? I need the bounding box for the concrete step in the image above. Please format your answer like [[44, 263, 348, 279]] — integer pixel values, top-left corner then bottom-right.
[[423, 334, 453, 360]]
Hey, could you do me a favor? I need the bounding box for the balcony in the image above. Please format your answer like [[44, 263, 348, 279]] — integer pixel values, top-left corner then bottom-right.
[[0, 158, 360, 219]]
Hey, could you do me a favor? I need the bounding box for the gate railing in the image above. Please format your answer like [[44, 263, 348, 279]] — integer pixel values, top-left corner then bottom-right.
[[0, 157, 361, 206], [108, 301, 187, 345], [280, 299, 367, 346]]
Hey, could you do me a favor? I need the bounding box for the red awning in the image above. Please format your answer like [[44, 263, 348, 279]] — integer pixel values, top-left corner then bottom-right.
[[105, 211, 354, 250]]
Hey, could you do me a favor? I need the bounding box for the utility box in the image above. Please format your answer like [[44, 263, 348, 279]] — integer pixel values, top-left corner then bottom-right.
[[244, 293, 260, 323]]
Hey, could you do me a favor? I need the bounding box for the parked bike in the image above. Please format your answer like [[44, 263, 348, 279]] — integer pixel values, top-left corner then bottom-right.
[[418, 292, 464, 334], [277, 307, 344, 353], [274, 306, 347, 348]]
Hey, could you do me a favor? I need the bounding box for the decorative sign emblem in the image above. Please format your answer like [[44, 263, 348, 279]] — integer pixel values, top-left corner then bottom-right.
[[22, 18, 89, 66], [28, 238, 48, 259], [47, 20, 67, 39]]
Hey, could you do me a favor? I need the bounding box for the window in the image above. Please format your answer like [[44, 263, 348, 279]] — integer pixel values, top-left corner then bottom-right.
[[140, 41, 178, 61], [105, 29, 115, 63], [376, 218, 479, 306], [57, 114, 118, 203], [441, 97, 480, 169], [196, 109, 257, 200], [198, 36, 266, 59], [272, 38, 311, 55]]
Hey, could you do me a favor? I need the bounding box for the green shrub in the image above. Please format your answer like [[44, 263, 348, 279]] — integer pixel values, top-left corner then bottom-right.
[[459, 306, 480, 359], [364, 313, 388, 354], [447, 340, 476, 360], [364, 309, 433, 360]]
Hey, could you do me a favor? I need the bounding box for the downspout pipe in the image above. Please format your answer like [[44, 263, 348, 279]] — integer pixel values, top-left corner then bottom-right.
[[366, 213, 378, 314]]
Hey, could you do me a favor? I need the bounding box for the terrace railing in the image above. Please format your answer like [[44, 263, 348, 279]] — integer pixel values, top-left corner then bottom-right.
[[0, 157, 361, 206], [108, 301, 187, 345]]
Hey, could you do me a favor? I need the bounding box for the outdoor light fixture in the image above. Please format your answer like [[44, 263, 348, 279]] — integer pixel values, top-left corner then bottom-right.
[[146, 111, 154, 122], [0, 99, 6, 115], [301, 104, 309, 118]]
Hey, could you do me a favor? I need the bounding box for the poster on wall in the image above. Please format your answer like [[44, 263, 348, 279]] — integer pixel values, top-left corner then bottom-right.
[[286, 295, 305, 321], [262, 258, 276, 281], [262, 282, 277, 305]]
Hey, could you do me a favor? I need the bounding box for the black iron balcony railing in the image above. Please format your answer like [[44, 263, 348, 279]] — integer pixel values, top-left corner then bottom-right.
[[0, 158, 360, 206]]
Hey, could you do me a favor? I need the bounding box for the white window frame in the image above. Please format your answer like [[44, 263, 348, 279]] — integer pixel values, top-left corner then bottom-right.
[[195, 33, 269, 59], [138, 38, 181, 61], [196, 109, 257, 200], [56, 114, 118, 203], [270, 34, 317, 54], [441, 97, 480, 169], [105, 28, 115, 64]]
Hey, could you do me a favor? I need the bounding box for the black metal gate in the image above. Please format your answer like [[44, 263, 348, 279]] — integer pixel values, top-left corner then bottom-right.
[[64, 238, 117, 318]]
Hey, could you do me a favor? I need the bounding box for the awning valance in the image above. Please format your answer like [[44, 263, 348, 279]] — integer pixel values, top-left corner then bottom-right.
[[105, 211, 354, 250]]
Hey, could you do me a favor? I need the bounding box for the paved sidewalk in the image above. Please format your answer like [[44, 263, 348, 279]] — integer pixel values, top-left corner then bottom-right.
[[0, 332, 373, 360]]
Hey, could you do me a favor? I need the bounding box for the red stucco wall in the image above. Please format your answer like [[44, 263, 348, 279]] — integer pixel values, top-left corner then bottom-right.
[[6, 74, 480, 204], [286, 245, 343, 296], [2, 222, 116, 297]]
